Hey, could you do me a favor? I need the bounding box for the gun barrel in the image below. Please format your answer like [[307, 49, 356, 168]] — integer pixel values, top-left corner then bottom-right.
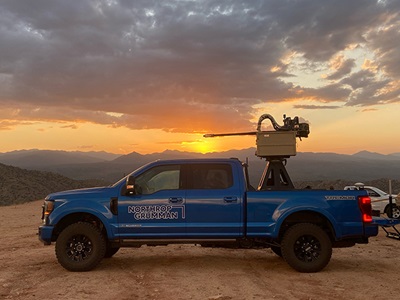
[[203, 131, 257, 138]]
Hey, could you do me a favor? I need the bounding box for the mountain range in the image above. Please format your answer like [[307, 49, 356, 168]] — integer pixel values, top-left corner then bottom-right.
[[0, 163, 107, 206], [1, 148, 400, 185], [1, 148, 400, 206]]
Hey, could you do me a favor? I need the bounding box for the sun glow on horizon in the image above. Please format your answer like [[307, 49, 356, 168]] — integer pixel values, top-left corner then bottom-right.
[[1, 101, 400, 156], [181, 138, 216, 154]]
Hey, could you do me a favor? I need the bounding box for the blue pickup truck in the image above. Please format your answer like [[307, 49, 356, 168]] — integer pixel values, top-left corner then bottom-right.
[[39, 158, 383, 273]]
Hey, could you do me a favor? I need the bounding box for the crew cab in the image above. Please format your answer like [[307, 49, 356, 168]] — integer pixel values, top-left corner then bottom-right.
[[344, 183, 400, 219], [39, 158, 383, 273]]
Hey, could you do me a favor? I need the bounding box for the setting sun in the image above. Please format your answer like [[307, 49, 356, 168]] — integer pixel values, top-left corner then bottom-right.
[[182, 139, 215, 154]]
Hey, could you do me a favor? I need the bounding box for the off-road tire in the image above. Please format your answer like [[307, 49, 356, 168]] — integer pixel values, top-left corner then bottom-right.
[[55, 222, 106, 271], [281, 223, 332, 273]]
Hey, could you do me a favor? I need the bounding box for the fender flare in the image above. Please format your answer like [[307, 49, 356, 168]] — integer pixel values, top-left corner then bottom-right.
[[49, 201, 115, 238], [272, 206, 341, 239]]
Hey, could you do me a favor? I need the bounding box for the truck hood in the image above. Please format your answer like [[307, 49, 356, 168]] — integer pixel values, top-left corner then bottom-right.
[[46, 186, 115, 200]]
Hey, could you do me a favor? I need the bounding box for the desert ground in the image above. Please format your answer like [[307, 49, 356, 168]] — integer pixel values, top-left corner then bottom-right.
[[1, 200, 400, 300]]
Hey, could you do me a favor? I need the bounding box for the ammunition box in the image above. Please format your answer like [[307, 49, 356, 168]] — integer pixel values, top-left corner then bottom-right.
[[256, 131, 296, 157]]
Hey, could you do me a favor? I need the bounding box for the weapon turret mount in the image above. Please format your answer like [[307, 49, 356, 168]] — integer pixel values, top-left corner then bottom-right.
[[204, 113, 309, 159]]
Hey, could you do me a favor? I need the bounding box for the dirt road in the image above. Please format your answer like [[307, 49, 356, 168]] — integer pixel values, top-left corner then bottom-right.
[[1, 200, 399, 300]]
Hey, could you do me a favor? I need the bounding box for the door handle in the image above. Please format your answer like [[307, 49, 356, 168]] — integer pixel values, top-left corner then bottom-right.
[[169, 197, 183, 203], [224, 196, 238, 203]]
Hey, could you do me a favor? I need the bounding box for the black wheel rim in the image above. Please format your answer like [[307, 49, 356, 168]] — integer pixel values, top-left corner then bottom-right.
[[293, 235, 321, 262], [66, 234, 93, 262]]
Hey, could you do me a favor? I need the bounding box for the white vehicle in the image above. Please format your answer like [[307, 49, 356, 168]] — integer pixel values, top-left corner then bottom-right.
[[344, 183, 400, 219]]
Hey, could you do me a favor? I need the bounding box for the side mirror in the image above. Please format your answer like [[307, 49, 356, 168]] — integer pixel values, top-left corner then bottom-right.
[[126, 176, 135, 195]]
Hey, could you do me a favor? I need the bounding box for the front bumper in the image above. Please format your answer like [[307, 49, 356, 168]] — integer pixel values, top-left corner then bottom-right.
[[38, 225, 54, 245]]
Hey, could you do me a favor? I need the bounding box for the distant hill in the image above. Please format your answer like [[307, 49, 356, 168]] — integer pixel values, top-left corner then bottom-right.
[[294, 178, 400, 194], [352, 150, 400, 160], [0, 158, 399, 207], [1, 148, 400, 185], [285, 151, 400, 182], [0, 149, 119, 169], [0, 163, 108, 206]]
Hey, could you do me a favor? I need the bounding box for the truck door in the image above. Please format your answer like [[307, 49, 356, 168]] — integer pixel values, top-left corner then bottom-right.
[[185, 163, 243, 237], [117, 164, 186, 238]]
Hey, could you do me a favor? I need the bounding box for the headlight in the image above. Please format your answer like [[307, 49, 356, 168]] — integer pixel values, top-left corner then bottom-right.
[[42, 200, 54, 224]]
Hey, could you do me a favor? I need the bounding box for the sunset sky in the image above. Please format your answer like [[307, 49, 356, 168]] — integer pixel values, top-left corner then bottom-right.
[[1, 0, 399, 155]]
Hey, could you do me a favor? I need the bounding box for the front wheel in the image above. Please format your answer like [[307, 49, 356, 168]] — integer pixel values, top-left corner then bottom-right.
[[55, 222, 106, 271], [281, 223, 332, 273]]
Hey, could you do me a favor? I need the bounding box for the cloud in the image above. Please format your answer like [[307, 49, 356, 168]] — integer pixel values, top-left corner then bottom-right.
[[293, 105, 341, 110], [77, 145, 96, 150], [360, 108, 378, 112], [60, 124, 78, 129], [325, 55, 356, 80], [341, 70, 395, 106], [0, 120, 35, 130], [0, 0, 399, 132]]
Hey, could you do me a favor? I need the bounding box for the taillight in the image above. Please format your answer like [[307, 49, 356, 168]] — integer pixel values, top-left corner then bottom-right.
[[358, 196, 372, 223]]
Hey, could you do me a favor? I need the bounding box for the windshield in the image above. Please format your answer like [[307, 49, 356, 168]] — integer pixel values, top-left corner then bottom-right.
[[373, 187, 388, 195], [111, 176, 128, 187], [110, 161, 154, 187]]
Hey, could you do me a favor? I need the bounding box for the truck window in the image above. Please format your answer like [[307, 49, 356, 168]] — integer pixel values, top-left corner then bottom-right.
[[135, 165, 181, 195], [188, 164, 233, 189], [365, 188, 380, 197]]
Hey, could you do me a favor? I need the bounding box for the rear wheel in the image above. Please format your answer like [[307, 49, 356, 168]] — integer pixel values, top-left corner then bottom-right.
[[55, 222, 106, 271], [281, 223, 332, 273]]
